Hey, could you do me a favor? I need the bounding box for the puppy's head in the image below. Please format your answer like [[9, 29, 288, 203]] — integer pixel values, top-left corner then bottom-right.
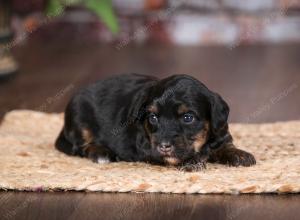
[[133, 75, 229, 165]]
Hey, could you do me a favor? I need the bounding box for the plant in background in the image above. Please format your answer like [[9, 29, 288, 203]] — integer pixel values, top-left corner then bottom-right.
[[0, 0, 18, 80], [46, 0, 119, 34]]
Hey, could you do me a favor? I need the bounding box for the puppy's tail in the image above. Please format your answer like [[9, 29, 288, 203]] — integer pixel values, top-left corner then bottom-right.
[[55, 129, 74, 155]]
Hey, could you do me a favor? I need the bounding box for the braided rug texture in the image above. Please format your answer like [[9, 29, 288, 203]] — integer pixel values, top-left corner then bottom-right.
[[0, 110, 299, 194]]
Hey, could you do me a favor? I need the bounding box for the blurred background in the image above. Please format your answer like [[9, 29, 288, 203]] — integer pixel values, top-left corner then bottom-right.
[[0, 0, 299, 123]]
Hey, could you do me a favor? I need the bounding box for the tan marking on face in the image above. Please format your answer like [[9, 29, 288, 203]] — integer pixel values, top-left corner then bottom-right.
[[164, 157, 181, 166], [82, 128, 93, 145], [177, 104, 189, 114], [147, 105, 158, 113], [192, 122, 209, 152]]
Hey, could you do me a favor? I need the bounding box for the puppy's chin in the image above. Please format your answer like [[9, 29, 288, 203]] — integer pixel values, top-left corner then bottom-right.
[[163, 157, 181, 166]]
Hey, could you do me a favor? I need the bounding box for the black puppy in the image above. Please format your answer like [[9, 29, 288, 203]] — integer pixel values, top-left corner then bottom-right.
[[55, 74, 255, 171]]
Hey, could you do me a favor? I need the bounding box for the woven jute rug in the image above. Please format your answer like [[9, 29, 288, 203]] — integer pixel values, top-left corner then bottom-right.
[[0, 110, 299, 194]]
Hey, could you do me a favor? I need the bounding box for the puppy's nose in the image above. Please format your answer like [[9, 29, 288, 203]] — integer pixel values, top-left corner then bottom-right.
[[159, 142, 173, 153]]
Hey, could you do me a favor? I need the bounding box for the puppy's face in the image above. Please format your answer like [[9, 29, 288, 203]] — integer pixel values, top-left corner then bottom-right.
[[144, 102, 209, 165], [137, 75, 229, 166]]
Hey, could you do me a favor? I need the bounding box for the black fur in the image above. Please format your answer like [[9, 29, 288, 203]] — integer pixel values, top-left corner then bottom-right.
[[55, 74, 256, 171]]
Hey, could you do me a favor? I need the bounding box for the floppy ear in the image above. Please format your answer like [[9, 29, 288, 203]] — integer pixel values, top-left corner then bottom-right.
[[209, 92, 230, 137], [128, 85, 153, 121]]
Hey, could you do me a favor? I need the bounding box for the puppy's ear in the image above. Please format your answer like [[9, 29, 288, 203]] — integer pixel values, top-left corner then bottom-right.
[[128, 85, 153, 121], [209, 92, 230, 136]]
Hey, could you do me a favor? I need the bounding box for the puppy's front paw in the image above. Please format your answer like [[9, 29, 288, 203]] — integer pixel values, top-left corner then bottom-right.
[[179, 162, 206, 172], [221, 148, 256, 167]]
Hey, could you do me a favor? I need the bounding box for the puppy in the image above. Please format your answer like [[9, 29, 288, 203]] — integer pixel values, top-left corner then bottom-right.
[[55, 74, 256, 171]]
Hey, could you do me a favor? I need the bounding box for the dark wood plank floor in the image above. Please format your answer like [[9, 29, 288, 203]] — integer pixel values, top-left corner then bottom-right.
[[1, 42, 300, 123], [0, 40, 300, 220], [0, 192, 300, 220]]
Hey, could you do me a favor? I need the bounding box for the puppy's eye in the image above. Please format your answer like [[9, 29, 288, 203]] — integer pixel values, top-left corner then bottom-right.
[[182, 113, 194, 124], [148, 113, 158, 124]]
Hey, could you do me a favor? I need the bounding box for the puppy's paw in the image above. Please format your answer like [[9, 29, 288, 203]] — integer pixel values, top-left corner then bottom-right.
[[221, 148, 256, 167], [179, 162, 206, 172], [82, 145, 111, 164], [95, 156, 111, 164]]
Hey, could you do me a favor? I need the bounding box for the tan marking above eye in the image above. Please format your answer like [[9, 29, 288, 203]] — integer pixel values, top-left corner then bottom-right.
[[147, 105, 158, 113], [177, 104, 189, 114], [192, 122, 209, 152]]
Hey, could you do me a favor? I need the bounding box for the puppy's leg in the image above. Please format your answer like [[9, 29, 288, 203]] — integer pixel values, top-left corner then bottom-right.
[[69, 127, 113, 164], [56, 126, 113, 164], [208, 143, 256, 167], [55, 127, 86, 156], [179, 154, 208, 172], [55, 130, 74, 155], [81, 145, 112, 164]]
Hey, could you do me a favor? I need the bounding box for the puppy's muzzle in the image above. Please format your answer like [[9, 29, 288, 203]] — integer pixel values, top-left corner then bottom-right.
[[157, 142, 173, 156]]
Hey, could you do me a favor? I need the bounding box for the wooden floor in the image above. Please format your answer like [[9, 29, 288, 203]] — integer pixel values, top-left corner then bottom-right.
[[0, 40, 300, 219], [1, 42, 300, 123], [0, 192, 300, 220]]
